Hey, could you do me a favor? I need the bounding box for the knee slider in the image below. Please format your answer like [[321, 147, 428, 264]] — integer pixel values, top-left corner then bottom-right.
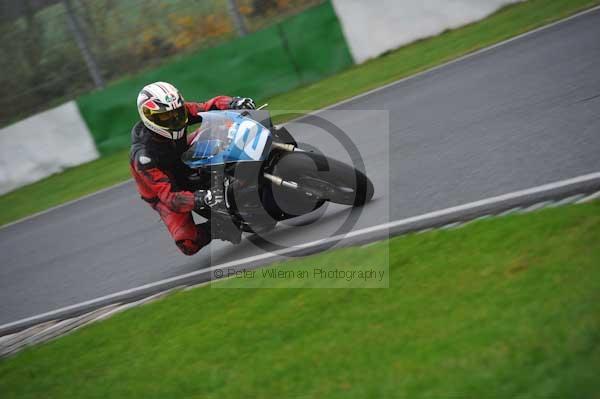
[[176, 239, 200, 256]]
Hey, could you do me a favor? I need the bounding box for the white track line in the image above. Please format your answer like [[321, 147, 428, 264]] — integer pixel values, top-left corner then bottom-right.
[[1, 171, 599, 333], [2, 4, 599, 230]]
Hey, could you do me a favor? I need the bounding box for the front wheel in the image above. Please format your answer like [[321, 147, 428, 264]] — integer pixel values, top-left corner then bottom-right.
[[271, 151, 374, 207]]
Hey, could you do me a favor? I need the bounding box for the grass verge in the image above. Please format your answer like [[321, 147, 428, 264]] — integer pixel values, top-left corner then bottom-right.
[[1, 202, 599, 398], [1, 0, 599, 227]]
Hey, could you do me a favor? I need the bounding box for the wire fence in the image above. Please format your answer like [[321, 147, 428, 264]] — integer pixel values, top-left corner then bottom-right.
[[0, 0, 322, 127]]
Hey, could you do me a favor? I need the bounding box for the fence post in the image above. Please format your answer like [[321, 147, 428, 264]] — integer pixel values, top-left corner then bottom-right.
[[63, 0, 105, 89], [227, 0, 248, 37]]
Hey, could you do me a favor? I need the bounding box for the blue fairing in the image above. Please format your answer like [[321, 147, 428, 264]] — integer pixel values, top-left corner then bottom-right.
[[182, 111, 273, 168]]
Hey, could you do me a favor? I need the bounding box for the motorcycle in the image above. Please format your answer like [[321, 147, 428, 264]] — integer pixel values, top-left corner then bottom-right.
[[181, 109, 374, 241]]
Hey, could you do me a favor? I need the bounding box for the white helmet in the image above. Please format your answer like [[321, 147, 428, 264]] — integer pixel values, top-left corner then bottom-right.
[[137, 82, 188, 139]]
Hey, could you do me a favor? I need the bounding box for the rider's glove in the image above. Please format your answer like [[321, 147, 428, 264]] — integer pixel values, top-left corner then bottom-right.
[[194, 189, 222, 209], [229, 97, 256, 110]]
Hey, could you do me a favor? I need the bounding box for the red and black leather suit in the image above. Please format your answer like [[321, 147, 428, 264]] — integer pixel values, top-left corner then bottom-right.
[[129, 96, 232, 255]]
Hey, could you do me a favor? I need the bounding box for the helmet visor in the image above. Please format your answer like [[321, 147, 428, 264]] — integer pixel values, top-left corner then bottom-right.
[[144, 106, 188, 131]]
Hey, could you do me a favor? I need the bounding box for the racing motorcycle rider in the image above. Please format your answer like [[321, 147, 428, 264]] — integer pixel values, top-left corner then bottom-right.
[[130, 81, 256, 255]]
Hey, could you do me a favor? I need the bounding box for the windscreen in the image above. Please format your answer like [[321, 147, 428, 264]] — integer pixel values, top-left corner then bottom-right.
[[182, 111, 273, 168]]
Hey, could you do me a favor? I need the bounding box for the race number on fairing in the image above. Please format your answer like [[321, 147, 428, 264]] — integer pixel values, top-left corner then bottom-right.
[[232, 119, 270, 161]]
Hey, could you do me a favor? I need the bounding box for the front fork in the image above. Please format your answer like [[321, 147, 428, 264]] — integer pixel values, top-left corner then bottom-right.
[[263, 141, 299, 188], [263, 142, 323, 199]]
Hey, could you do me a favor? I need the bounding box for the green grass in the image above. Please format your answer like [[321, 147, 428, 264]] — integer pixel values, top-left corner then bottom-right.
[[1, 202, 599, 398], [1, 0, 599, 227]]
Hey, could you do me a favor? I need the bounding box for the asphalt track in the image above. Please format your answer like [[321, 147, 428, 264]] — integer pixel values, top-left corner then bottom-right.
[[1, 9, 600, 326]]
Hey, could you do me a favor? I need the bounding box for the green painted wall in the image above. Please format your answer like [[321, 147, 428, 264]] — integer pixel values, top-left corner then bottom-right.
[[77, 1, 352, 155]]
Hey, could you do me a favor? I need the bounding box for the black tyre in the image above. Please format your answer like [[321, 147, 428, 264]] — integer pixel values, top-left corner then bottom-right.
[[271, 151, 374, 207]]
